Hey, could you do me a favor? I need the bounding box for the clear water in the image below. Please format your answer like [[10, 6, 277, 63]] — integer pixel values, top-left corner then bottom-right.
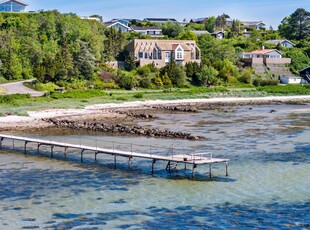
[[0, 104, 309, 229]]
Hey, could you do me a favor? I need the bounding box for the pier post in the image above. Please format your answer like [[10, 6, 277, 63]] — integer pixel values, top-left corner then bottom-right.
[[37, 143, 41, 155], [114, 155, 117, 169], [165, 161, 171, 173], [0, 137, 3, 149], [64, 147, 68, 158], [226, 161, 229, 177], [12, 140, 14, 149], [24, 141, 28, 154], [151, 159, 156, 175], [192, 164, 197, 178], [209, 164, 212, 178], [81, 149, 84, 163], [51, 145, 54, 158], [95, 151, 99, 161], [128, 156, 132, 168]]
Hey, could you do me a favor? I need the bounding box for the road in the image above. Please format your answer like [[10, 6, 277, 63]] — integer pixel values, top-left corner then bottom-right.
[[0, 80, 44, 97]]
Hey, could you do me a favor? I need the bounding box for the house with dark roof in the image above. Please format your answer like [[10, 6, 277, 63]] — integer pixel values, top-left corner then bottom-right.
[[265, 39, 295, 48], [0, 0, 27, 12], [143, 18, 177, 24], [242, 21, 266, 30], [211, 31, 225, 39], [190, 17, 208, 24], [126, 39, 201, 68], [299, 66, 310, 83], [131, 26, 163, 38]]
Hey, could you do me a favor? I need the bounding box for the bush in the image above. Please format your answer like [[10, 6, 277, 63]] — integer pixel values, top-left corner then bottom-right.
[[0, 94, 31, 104], [116, 71, 137, 90], [253, 79, 279, 86], [133, 92, 144, 98], [50, 89, 107, 99], [257, 84, 310, 95]]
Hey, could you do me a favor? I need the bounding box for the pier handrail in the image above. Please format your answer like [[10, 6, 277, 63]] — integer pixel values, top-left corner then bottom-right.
[[191, 152, 212, 162]]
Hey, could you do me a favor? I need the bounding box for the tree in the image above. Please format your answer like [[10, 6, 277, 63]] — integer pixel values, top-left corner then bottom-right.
[[116, 71, 137, 90], [205, 16, 216, 33], [215, 14, 230, 30], [196, 65, 219, 86], [177, 31, 198, 41], [279, 8, 310, 40], [162, 22, 184, 38]]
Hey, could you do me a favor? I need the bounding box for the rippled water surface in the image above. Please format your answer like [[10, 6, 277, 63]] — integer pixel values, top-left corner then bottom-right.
[[0, 104, 309, 229]]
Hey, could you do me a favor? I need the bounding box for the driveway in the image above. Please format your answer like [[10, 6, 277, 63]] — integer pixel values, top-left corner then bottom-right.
[[0, 80, 44, 97]]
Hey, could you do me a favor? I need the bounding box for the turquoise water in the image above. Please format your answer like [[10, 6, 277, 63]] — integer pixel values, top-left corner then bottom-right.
[[0, 104, 309, 229]]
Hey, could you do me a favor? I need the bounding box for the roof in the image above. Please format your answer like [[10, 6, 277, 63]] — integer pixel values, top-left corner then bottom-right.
[[191, 30, 210, 36], [244, 49, 282, 55], [104, 21, 131, 30], [133, 39, 197, 52], [190, 17, 208, 23], [131, 26, 162, 31], [0, 0, 28, 6], [265, 39, 295, 46], [144, 18, 177, 22], [242, 21, 266, 26], [299, 66, 310, 73], [211, 31, 224, 35]]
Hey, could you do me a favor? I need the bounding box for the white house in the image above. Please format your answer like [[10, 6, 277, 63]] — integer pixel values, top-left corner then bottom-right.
[[265, 39, 295, 48], [0, 0, 27, 12], [280, 76, 303, 84], [131, 26, 163, 37]]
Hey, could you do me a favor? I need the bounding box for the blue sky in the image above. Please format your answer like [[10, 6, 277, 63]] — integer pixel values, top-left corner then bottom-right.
[[26, 0, 309, 28]]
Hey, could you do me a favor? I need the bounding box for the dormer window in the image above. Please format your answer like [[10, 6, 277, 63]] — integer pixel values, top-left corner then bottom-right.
[[175, 46, 184, 60]]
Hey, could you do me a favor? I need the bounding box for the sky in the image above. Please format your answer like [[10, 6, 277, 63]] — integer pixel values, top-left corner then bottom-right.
[[25, 0, 310, 28]]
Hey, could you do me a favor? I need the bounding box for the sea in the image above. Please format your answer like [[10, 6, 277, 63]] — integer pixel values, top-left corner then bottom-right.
[[0, 103, 309, 229]]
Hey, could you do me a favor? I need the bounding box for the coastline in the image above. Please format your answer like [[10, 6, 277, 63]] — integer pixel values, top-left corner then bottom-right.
[[1, 95, 310, 131]]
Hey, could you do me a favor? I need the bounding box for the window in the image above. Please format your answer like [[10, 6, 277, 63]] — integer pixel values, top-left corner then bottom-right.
[[138, 52, 143, 59], [175, 47, 183, 60]]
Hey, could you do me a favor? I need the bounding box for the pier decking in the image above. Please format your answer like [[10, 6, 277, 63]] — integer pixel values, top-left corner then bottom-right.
[[0, 134, 229, 178]]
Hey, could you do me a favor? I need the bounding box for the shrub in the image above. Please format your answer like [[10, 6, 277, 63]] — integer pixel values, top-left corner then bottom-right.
[[0, 94, 31, 104], [50, 89, 107, 99], [133, 92, 144, 98], [116, 71, 137, 90], [257, 84, 310, 95]]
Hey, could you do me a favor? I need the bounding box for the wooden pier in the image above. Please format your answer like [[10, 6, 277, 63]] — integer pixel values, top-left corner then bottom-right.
[[0, 134, 229, 178]]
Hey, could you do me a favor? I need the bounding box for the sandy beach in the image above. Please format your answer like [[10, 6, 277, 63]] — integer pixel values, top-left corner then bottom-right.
[[1, 95, 310, 131]]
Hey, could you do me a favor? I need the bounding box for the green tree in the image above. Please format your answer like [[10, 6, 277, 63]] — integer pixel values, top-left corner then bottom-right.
[[177, 31, 198, 41], [162, 22, 184, 38], [279, 8, 310, 40], [196, 65, 219, 86], [205, 16, 216, 33]]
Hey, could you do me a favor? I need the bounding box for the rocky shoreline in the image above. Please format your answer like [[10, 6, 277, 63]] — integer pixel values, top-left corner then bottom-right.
[[43, 118, 202, 140]]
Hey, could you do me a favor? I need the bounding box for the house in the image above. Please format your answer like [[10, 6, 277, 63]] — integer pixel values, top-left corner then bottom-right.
[[190, 17, 208, 24], [211, 31, 225, 39], [299, 66, 310, 83], [0, 0, 27, 12], [239, 48, 291, 65], [80, 16, 101, 22], [279, 76, 303, 84], [126, 39, 201, 68], [104, 21, 132, 32], [143, 18, 177, 24], [191, 30, 210, 36], [242, 21, 267, 30], [131, 26, 163, 38], [265, 39, 295, 48], [109, 19, 130, 27]]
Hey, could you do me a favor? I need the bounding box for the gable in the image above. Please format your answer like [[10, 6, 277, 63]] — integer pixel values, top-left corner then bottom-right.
[[0, 0, 28, 6]]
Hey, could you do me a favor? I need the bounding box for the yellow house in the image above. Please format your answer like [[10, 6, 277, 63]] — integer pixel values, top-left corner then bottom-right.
[[126, 39, 201, 68]]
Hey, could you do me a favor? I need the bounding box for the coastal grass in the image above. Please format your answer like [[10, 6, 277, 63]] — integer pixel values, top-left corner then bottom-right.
[[0, 86, 309, 117]]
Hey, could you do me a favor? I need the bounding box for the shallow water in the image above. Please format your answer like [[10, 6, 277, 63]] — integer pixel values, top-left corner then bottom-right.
[[0, 104, 309, 229]]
